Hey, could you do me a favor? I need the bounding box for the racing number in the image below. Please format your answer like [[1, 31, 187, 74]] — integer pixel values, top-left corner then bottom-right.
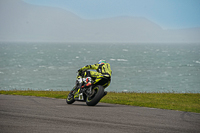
[[102, 65, 106, 73]]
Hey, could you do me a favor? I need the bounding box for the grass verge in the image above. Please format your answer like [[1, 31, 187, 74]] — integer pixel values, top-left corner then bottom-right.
[[0, 90, 199, 113]]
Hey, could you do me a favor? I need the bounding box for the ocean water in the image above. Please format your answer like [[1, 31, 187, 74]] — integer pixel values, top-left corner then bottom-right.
[[0, 42, 200, 93]]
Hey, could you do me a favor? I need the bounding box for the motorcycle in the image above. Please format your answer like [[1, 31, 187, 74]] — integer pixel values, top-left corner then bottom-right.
[[66, 71, 107, 106]]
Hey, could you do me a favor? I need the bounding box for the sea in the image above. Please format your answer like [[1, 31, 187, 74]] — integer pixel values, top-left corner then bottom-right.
[[0, 42, 200, 93]]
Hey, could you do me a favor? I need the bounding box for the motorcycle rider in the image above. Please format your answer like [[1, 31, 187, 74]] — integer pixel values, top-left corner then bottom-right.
[[75, 60, 112, 97]]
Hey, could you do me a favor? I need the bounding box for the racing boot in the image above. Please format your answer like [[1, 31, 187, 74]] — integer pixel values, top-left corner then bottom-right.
[[103, 91, 107, 97]]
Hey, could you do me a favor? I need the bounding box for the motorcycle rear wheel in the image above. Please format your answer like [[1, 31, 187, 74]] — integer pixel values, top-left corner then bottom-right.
[[86, 85, 104, 106]]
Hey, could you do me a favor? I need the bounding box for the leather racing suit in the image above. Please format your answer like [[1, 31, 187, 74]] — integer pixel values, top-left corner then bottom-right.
[[79, 62, 112, 89]]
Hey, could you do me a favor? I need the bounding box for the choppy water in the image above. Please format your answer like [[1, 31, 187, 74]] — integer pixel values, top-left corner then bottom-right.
[[0, 42, 200, 93]]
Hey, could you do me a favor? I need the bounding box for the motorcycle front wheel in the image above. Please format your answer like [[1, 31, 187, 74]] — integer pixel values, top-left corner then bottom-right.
[[66, 90, 75, 104], [86, 85, 104, 106]]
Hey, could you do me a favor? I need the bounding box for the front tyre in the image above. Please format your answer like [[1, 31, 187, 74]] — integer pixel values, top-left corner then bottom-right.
[[86, 85, 104, 106], [66, 90, 75, 104]]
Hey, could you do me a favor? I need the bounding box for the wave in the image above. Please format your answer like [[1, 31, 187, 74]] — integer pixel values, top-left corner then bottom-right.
[[110, 59, 128, 61], [117, 59, 128, 61], [123, 49, 128, 52]]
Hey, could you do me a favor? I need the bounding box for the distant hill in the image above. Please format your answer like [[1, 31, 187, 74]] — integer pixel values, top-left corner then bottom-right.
[[0, 0, 200, 43]]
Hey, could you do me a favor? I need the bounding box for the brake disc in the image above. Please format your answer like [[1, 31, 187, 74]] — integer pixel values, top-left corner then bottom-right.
[[87, 89, 95, 97]]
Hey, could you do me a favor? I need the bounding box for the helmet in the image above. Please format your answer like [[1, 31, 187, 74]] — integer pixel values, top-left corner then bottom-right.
[[98, 60, 106, 64]]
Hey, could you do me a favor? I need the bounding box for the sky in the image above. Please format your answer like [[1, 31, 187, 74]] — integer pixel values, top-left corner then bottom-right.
[[23, 0, 200, 29], [0, 0, 199, 43]]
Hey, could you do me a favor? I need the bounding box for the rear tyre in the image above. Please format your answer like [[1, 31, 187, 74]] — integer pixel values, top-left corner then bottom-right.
[[86, 85, 104, 106], [66, 90, 75, 104]]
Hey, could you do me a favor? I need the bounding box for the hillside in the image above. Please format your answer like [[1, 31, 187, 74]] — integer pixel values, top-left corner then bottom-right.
[[0, 0, 199, 43]]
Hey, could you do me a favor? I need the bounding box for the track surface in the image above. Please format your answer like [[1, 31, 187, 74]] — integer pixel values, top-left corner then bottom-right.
[[0, 95, 200, 133]]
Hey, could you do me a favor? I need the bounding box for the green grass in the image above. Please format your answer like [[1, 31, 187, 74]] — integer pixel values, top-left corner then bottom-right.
[[0, 89, 68, 99], [0, 90, 199, 113], [101, 92, 200, 113]]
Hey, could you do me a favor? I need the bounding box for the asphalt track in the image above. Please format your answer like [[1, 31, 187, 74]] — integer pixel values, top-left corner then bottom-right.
[[0, 95, 200, 133]]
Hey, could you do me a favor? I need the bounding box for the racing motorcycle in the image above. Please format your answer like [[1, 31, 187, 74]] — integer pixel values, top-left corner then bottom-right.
[[66, 71, 107, 106]]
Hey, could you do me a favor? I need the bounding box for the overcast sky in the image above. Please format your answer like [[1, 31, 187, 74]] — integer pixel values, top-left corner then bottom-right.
[[23, 0, 200, 29], [0, 0, 199, 43]]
